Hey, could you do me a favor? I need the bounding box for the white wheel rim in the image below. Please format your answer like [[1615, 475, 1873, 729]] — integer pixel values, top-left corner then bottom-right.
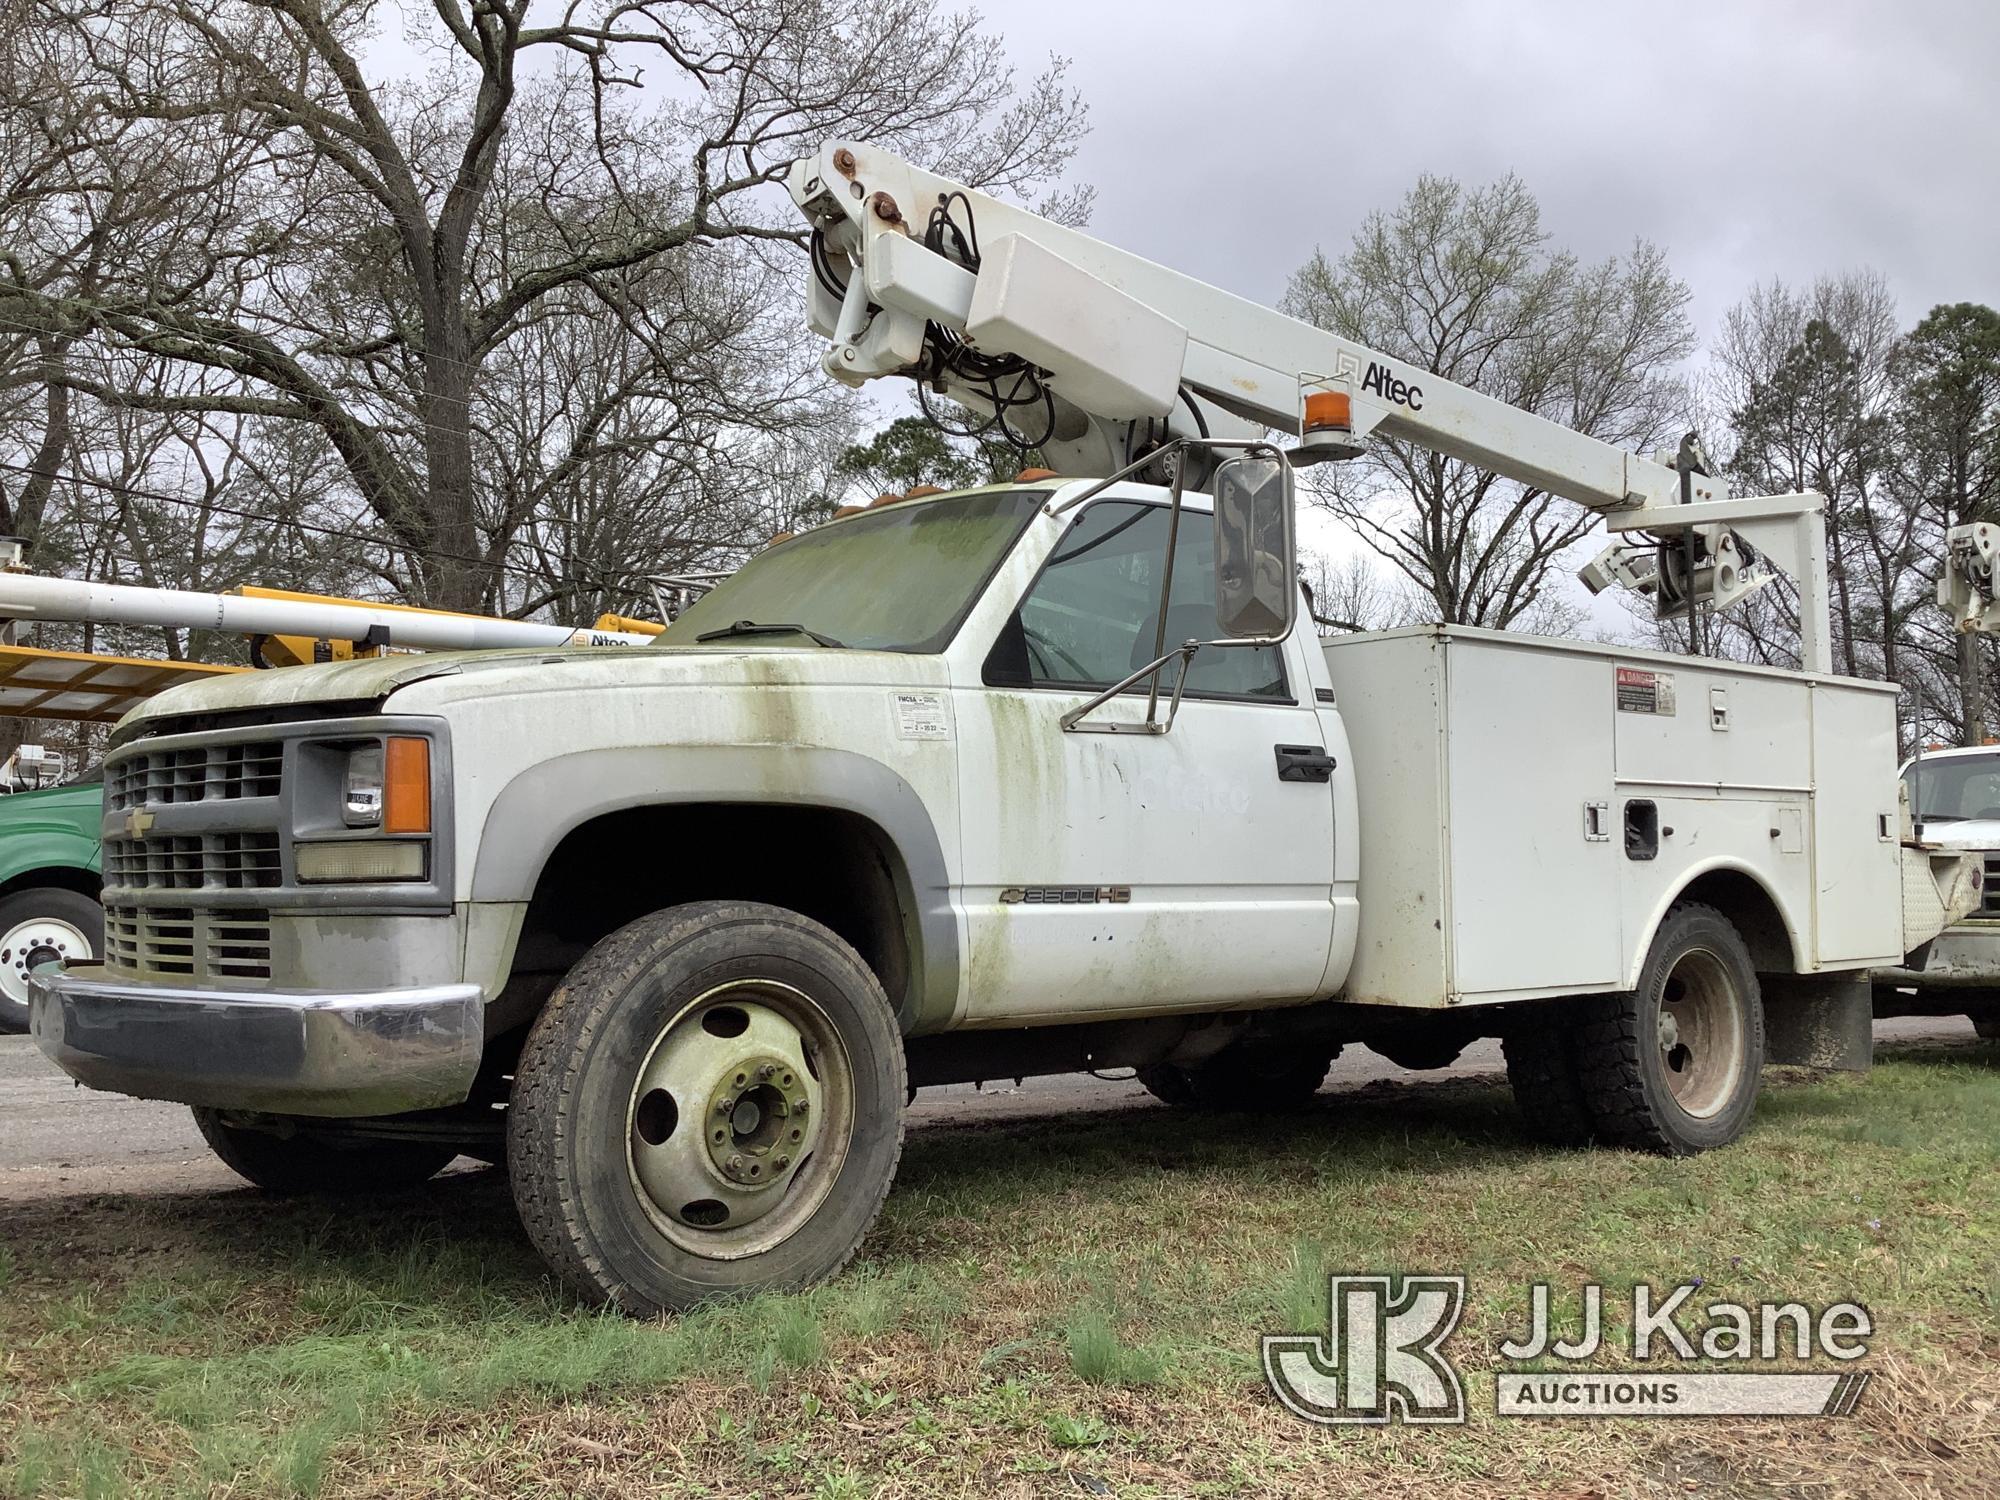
[[1656, 945, 1746, 1120], [623, 978, 854, 1261], [0, 916, 91, 1006]]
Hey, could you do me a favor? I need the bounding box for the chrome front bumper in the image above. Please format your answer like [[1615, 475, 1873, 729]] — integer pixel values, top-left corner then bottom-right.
[[29, 966, 483, 1117], [1875, 924, 2000, 989]]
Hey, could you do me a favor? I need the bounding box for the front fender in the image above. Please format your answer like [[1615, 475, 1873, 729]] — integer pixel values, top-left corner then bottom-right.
[[0, 828, 100, 889], [468, 745, 958, 1033]]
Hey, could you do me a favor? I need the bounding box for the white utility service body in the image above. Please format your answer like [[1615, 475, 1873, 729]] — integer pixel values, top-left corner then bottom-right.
[[1327, 628, 1912, 1009]]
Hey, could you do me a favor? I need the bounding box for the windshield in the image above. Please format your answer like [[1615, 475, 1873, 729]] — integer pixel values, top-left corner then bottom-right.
[[1904, 752, 2000, 821], [662, 488, 1046, 654]]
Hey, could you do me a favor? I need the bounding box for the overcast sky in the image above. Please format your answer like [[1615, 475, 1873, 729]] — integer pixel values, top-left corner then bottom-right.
[[985, 0, 1999, 346]]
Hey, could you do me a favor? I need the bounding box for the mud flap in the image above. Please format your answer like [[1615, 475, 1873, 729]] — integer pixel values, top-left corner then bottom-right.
[[1761, 975, 1872, 1072]]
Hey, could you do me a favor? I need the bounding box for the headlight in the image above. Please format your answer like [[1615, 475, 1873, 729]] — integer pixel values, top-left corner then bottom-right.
[[341, 737, 430, 832], [343, 745, 384, 825]]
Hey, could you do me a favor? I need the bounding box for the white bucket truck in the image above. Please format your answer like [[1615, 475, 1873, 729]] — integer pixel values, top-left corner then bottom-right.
[[30, 142, 1975, 1314]]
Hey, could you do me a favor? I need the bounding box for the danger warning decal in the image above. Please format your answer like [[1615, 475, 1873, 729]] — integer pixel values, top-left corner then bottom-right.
[[1616, 666, 1677, 716]]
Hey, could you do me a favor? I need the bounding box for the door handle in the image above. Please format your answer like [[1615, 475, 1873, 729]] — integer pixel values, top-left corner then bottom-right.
[[1275, 744, 1337, 783]]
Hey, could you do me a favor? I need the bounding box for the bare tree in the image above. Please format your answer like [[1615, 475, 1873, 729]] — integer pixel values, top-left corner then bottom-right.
[[1892, 302, 2000, 744], [1282, 174, 1694, 630], [2, 0, 1087, 611], [1701, 274, 1909, 678], [1301, 549, 1403, 634], [1697, 284, 2000, 750], [0, 0, 220, 558]]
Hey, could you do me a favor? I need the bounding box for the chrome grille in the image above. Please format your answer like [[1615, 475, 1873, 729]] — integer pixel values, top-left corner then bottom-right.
[[104, 905, 272, 982], [1983, 855, 2000, 918], [106, 740, 282, 811], [102, 832, 281, 891], [96, 716, 446, 991]]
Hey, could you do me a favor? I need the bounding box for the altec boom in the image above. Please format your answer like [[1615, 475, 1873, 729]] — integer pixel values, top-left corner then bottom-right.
[[787, 141, 1832, 670]]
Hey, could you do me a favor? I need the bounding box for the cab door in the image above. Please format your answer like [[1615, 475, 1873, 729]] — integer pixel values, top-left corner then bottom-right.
[[952, 497, 1337, 1023]]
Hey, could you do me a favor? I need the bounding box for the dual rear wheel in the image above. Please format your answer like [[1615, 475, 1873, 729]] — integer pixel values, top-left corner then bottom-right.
[[1505, 902, 1764, 1156]]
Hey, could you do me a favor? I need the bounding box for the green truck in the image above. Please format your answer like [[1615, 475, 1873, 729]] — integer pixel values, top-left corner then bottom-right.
[[0, 775, 103, 1033]]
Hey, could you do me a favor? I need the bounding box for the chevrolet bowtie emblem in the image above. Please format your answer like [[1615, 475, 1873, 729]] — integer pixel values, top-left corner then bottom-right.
[[123, 808, 155, 838]]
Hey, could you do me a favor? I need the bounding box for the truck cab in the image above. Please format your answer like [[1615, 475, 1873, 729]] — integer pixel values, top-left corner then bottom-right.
[[34, 475, 1353, 1044], [1877, 744, 2000, 1036]]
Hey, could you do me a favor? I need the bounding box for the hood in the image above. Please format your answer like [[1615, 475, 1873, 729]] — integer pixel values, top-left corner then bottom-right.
[[111, 641, 913, 737], [1915, 818, 2000, 853], [112, 647, 631, 735], [0, 779, 103, 814], [0, 777, 103, 839]]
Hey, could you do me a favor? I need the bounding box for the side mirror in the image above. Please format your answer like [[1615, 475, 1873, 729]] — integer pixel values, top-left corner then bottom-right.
[[1212, 452, 1297, 641]]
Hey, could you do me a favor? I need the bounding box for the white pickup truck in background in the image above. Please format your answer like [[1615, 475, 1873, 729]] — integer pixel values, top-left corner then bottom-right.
[[1876, 744, 2000, 1037]]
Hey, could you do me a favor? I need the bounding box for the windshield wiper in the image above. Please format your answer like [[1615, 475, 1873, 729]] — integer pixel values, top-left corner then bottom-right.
[[695, 619, 846, 649]]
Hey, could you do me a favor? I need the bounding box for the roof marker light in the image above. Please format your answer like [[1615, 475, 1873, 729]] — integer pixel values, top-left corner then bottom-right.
[[1303, 390, 1352, 433]]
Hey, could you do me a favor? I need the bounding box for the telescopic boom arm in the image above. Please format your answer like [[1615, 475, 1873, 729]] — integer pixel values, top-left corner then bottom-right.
[[788, 141, 1833, 673]]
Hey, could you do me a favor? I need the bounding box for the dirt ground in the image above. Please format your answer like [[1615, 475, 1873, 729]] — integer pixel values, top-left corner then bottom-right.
[[1, 1018, 1973, 1202]]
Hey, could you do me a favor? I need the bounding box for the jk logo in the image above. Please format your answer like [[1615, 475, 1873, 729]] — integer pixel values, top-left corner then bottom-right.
[[1262, 1275, 1467, 1425]]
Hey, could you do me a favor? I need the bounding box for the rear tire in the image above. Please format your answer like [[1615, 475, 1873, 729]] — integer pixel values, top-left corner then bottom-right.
[[507, 900, 905, 1315], [0, 887, 102, 1034], [1572, 903, 1764, 1155], [1137, 1043, 1339, 1111], [192, 1109, 458, 1193], [1503, 1019, 1595, 1146], [1973, 1013, 2000, 1042]]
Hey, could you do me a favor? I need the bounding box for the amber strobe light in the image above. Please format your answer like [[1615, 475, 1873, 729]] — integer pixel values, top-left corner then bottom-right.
[[1303, 390, 1353, 433], [383, 737, 431, 833]]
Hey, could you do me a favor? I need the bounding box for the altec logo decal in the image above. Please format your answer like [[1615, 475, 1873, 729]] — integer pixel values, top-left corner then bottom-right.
[[1360, 360, 1424, 411]]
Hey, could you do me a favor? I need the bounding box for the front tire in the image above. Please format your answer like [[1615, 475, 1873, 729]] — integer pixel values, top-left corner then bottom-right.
[[0, 887, 102, 1034], [507, 901, 906, 1315], [192, 1109, 458, 1193], [1572, 903, 1764, 1155]]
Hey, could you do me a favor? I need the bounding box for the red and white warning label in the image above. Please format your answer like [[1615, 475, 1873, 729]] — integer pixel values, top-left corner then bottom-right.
[[1616, 666, 1677, 716]]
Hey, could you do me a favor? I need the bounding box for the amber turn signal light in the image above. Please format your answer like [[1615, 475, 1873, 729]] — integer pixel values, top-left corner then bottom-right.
[[383, 737, 431, 834]]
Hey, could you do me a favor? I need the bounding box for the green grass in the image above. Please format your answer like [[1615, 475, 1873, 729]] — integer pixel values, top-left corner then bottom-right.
[[1065, 1307, 1166, 1387], [2, 1041, 1998, 1497]]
